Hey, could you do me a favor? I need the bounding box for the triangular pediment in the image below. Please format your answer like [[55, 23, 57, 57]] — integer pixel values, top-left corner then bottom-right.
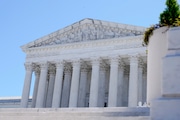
[[22, 18, 146, 49]]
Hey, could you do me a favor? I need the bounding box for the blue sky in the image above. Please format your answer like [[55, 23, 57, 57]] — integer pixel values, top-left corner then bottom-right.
[[0, 0, 176, 97]]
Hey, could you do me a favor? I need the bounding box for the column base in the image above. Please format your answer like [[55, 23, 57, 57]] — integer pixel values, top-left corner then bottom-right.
[[151, 97, 180, 120]]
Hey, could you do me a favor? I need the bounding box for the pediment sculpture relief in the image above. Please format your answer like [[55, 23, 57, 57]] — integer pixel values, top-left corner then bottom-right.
[[27, 19, 145, 48]]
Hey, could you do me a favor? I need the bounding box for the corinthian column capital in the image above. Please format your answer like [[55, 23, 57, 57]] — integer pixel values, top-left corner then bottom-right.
[[49, 64, 56, 75], [71, 59, 81, 67], [138, 58, 144, 68], [39, 62, 49, 70], [64, 65, 72, 74], [34, 66, 40, 76], [91, 58, 101, 66], [81, 63, 89, 72], [55, 61, 65, 68], [107, 55, 120, 63], [24, 63, 33, 71], [100, 62, 108, 71], [119, 61, 125, 70], [129, 55, 139, 65]]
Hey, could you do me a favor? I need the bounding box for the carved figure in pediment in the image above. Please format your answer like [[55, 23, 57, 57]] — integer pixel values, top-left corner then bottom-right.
[[109, 29, 115, 37], [49, 41, 55, 45], [56, 35, 61, 41], [88, 29, 95, 40], [89, 24, 94, 30], [104, 29, 114, 39], [55, 39, 61, 44], [61, 34, 67, 43], [69, 32, 75, 40], [82, 31, 90, 41], [77, 29, 83, 41], [97, 26, 104, 39]]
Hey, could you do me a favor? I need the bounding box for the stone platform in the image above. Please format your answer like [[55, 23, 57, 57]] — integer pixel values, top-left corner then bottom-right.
[[0, 107, 150, 120]]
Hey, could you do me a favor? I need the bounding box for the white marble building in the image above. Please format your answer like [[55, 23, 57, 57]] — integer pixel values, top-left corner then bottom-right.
[[20, 18, 147, 108]]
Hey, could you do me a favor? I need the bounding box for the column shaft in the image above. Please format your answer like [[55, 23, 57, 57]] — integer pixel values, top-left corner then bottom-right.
[[46, 65, 56, 107], [21, 63, 33, 108], [61, 66, 72, 107], [98, 65, 106, 107], [52, 62, 64, 108], [138, 63, 143, 104], [108, 58, 119, 107], [36, 62, 48, 108], [69, 61, 81, 107], [89, 59, 100, 107], [78, 66, 88, 107], [31, 67, 40, 108], [117, 63, 124, 107], [142, 72, 147, 103], [44, 79, 49, 107], [128, 56, 139, 107]]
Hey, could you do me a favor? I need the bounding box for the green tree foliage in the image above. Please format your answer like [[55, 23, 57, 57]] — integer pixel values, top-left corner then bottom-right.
[[143, 0, 180, 45], [160, 0, 180, 26]]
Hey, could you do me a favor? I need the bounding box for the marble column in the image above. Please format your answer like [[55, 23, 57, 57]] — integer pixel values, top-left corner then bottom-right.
[[142, 67, 147, 104], [78, 64, 88, 107], [69, 60, 81, 107], [98, 63, 107, 107], [108, 57, 119, 107], [117, 62, 124, 107], [61, 65, 72, 107], [128, 56, 139, 107], [52, 62, 64, 108], [36, 62, 48, 108], [46, 65, 56, 107], [138, 61, 143, 104], [122, 69, 129, 107], [44, 78, 49, 107], [31, 66, 40, 108], [21, 63, 33, 108], [89, 59, 100, 107]]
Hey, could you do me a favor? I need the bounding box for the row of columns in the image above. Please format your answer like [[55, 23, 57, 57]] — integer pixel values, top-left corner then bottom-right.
[[21, 56, 145, 108]]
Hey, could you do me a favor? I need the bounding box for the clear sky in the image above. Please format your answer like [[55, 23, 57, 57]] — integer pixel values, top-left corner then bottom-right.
[[0, 0, 178, 97]]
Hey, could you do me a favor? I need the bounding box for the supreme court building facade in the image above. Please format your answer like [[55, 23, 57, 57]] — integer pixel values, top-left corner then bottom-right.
[[20, 18, 147, 108]]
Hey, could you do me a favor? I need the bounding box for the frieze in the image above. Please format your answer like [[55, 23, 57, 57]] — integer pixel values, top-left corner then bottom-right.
[[114, 43, 142, 49], [25, 36, 144, 59]]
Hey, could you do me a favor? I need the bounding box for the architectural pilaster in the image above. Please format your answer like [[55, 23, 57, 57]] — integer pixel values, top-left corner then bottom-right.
[[78, 64, 89, 107], [117, 61, 125, 107], [61, 65, 72, 107], [108, 57, 119, 107], [128, 55, 139, 107], [69, 60, 81, 107], [89, 58, 100, 107], [52, 61, 64, 108], [36, 62, 49, 108], [31, 66, 40, 108], [21, 63, 33, 108], [46, 65, 56, 107]]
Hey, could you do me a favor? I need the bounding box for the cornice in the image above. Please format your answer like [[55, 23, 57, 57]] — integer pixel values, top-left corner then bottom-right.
[[24, 35, 144, 57]]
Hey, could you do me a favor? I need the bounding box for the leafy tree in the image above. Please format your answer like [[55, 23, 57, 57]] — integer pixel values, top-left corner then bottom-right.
[[143, 0, 180, 45], [160, 0, 180, 26]]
